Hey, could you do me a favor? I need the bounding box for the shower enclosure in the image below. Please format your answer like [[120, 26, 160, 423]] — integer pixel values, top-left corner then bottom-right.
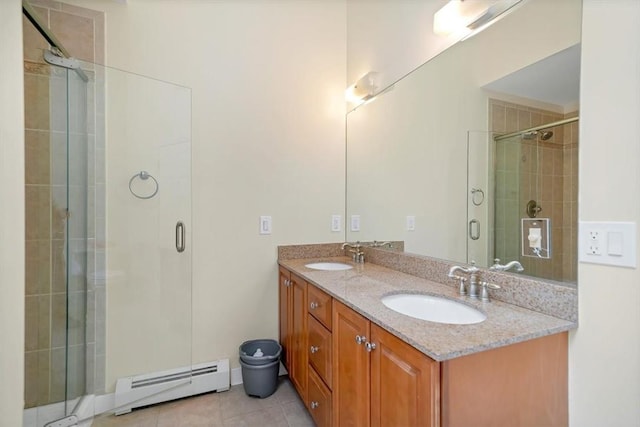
[[467, 101, 579, 284], [23, 3, 192, 426]]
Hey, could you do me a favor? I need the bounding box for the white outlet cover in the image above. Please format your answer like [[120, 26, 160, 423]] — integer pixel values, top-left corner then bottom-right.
[[579, 221, 636, 268]]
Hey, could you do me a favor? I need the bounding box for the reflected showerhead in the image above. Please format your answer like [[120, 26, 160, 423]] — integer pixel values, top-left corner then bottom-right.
[[539, 130, 553, 140], [521, 130, 554, 141]]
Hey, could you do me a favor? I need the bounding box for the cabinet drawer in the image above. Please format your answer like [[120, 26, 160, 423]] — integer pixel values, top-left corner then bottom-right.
[[308, 284, 332, 330], [308, 365, 332, 427], [308, 315, 332, 388]]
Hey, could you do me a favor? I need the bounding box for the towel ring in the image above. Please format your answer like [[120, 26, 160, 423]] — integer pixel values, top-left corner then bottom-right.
[[129, 171, 159, 199], [471, 188, 484, 206]]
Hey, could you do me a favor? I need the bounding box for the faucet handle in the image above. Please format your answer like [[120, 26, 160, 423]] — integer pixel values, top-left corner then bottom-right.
[[448, 274, 467, 296], [457, 276, 467, 296], [479, 281, 501, 302]]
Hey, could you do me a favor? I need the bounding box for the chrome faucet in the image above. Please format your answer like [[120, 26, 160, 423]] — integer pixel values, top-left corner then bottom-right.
[[447, 263, 501, 301], [447, 264, 479, 297], [342, 242, 364, 263], [370, 240, 393, 248], [489, 258, 524, 272]]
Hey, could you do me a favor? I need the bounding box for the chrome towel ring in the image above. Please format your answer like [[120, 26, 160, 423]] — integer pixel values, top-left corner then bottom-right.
[[129, 171, 159, 199], [471, 188, 484, 206]]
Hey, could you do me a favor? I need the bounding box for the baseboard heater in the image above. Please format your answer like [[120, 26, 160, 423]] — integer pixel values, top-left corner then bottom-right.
[[114, 359, 230, 415]]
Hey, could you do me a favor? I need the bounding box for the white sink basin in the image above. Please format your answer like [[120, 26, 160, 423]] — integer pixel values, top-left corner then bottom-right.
[[381, 293, 486, 325], [305, 262, 353, 271]]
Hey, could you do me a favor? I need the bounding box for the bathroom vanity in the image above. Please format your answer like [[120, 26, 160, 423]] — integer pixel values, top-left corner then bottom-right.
[[278, 246, 576, 427]]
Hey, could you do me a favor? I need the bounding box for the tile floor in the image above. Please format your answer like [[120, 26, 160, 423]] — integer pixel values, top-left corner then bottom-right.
[[92, 377, 313, 427]]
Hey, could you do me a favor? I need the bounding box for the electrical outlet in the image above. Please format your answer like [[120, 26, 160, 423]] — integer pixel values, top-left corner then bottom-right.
[[579, 221, 637, 267], [588, 244, 602, 255], [587, 230, 601, 255]]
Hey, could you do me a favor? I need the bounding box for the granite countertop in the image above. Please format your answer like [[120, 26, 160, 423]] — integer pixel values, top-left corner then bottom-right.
[[279, 256, 577, 362]]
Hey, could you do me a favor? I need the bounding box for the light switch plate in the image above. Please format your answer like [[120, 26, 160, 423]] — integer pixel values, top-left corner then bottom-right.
[[259, 216, 272, 235], [331, 215, 341, 232], [579, 221, 636, 268], [406, 215, 416, 231], [351, 215, 360, 232], [522, 218, 550, 258]]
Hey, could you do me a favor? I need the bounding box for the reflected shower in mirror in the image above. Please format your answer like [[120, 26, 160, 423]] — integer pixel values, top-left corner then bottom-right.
[[346, 0, 581, 286]]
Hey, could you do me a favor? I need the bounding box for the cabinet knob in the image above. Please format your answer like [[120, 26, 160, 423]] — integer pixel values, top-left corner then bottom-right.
[[310, 401, 319, 409], [355, 335, 367, 345], [284, 279, 290, 287], [365, 342, 377, 352], [310, 301, 319, 310], [310, 345, 319, 354]]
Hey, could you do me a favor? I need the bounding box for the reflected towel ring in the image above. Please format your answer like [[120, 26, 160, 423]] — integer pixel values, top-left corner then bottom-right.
[[471, 188, 484, 206], [129, 171, 159, 199]]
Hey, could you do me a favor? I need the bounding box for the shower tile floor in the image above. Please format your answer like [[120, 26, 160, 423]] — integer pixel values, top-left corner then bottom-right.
[[92, 377, 313, 427]]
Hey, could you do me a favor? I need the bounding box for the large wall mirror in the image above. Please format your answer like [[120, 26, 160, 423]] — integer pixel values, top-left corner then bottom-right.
[[346, 0, 581, 287]]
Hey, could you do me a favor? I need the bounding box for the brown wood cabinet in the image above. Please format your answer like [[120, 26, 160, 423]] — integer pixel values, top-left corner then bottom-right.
[[441, 332, 568, 427], [308, 315, 332, 387], [370, 323, 440, 427], [307, 284, 334, 427], [333, 300, 439, 427], [278, 266, 568, 427], [332, 300, 371, 427], [290, 273, 308, 401], [278, 266, 291, 370], [308, 363, 332, 426], [278, 267, 308, 400]]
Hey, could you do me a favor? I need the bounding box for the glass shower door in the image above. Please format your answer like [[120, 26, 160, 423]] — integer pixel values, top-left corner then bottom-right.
[[87, 61, 193, 417], [466, 131, 492, 267], [63, 60, 90, 416]]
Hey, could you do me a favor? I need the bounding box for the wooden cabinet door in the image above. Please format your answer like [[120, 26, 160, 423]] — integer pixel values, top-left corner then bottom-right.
[[332, 300, 370, 427], [290, 273, 308, 401], [308, 314, 332, 388], [370, 324, 440, 427], [308, 366, 332, 427], [308, 284, 333, 330], [278, 267, 291, 370]]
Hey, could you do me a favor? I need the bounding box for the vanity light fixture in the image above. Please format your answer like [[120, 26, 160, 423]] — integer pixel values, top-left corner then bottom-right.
[[433, 0, 522, 36], [345, 71, 379, 105]]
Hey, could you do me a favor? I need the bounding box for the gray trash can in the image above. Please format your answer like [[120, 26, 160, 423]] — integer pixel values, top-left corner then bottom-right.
[[239, 339, 282, 398]]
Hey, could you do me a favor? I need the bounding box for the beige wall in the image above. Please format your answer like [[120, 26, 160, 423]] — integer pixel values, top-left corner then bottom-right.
[[0, 0, 26, 425], [347, 0, 462, 91], [347, 0, 582, 95], [571, 0, 640, 425], [63, 0, 347, 390]]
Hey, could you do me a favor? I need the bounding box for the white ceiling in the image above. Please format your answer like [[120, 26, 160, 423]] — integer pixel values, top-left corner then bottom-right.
[[483, 44, 581, 109]]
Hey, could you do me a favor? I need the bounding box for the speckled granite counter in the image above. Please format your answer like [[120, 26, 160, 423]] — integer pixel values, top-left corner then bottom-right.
[[279, 256, 576, 362]]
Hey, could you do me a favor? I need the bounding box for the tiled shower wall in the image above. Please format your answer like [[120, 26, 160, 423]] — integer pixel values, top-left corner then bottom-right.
[[23, 0, 105, 408], [491, 99, 578, 284]]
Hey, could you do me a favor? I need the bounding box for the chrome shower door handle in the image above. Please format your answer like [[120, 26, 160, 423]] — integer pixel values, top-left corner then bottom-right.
[[176, 221, 185, 253], [469, 219, 480, 241]]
